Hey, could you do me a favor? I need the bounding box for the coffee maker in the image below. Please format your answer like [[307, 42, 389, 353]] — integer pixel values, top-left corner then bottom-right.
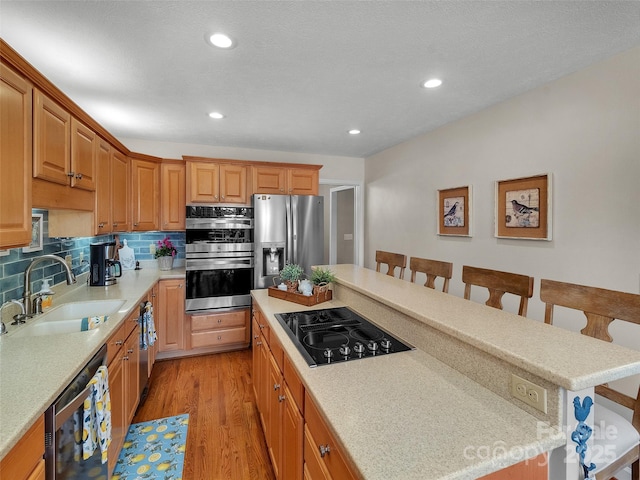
[[90, 241, 122, 286]]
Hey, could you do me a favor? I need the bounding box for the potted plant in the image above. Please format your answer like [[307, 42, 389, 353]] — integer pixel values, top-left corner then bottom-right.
[[154, 236, 177, 270], [310, 267, 335, 300], [279, 263, 304, 292]]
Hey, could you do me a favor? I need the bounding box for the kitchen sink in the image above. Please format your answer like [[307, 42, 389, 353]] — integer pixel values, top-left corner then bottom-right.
[[10, 299, 127, 337]]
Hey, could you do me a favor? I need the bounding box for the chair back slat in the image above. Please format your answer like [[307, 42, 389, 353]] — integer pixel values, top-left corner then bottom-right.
[[462, 265, 534, 316], [375, 250, 406, 279], [540, 279, 640, 433], [409, 257, 453, 293]]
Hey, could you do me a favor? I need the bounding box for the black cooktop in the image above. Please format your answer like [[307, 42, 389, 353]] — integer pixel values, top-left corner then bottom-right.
[[274, 307, 413, 367]]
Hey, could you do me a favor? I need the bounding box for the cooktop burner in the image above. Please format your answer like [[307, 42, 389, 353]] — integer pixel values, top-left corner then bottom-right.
[[274, 307, 413, 367]]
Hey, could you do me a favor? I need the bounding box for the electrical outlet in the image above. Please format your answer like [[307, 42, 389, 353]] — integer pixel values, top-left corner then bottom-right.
[[64, 255, 72, 268], [511, 374, 547, 413]]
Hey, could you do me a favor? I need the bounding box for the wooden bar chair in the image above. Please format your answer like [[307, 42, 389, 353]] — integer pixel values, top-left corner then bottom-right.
[[375, 250, 406, 279], [409, 257, 453, 293], [462, 265, 534, 316], [540, 279, 640, 480]]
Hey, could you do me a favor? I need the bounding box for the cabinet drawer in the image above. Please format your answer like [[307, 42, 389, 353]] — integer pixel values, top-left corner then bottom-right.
[[106, 322, 128, 364], [305, 393, 357, 480], [304, 425, 331, 480], [191, 326, 247, 349], [284, 354, 304, 413], [191, 310, 247, 332]]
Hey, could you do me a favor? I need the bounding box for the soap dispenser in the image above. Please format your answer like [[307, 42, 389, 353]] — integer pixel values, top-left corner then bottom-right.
[[39, 279, 54, 309]]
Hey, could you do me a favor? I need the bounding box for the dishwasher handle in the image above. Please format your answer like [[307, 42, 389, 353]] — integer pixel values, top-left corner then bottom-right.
[[53, 344, 107, 429]]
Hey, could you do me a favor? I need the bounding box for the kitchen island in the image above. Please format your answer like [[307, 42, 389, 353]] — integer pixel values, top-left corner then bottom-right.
[[251, 264, 640, 479], [0, 267, 184, 461]]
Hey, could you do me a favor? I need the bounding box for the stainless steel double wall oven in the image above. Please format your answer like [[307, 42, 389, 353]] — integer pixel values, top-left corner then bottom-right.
[[185, 206, 254, 312]]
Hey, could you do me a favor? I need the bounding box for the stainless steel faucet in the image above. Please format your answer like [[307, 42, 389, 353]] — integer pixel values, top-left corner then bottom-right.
[[23, 254, 76, 316], [0, 299, 27, 335]]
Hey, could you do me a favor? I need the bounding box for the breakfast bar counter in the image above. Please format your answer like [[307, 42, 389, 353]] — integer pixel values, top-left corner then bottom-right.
[[251, 264, 640, 479]]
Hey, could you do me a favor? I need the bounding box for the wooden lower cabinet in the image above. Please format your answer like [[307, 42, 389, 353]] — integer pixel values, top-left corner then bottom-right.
[[106, 310, 140, 476], [0, 415, 44, 480], [478, 453, 548, 479], [157, 279, 186, 353], [189, 308, 250, 350]]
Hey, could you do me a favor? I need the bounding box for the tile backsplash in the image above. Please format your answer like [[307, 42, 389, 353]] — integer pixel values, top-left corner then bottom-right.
[[0, 210, 185, 305]]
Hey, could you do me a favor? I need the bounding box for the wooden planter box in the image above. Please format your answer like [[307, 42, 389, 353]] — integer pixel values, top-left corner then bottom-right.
[[267, 286, 332, 307]]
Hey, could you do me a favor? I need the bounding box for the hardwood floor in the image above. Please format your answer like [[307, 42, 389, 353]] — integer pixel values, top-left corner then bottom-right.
[[133, 349, 275, 480]]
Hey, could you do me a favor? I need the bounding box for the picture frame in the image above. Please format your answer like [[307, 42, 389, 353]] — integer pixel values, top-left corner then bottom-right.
[[437, 185, 472, 237], [495, 173, 552, 240], [22, 213, 44, 253]]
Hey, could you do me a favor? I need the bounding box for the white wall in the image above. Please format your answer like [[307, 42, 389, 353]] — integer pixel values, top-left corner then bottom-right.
[[118, 139, 365, 183], [364, 47, 640, 337]]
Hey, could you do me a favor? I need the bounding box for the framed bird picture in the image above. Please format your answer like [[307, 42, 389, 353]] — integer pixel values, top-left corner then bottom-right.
[[495, 173, 552, 240], [437, 185, 472, 236]]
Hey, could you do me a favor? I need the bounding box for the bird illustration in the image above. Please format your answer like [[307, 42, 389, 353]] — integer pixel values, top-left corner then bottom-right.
[[444, 202, 459, 218], [511, 199, 538, 216]]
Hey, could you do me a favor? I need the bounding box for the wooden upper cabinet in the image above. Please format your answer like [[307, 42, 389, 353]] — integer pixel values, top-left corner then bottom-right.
[[252, 164, 320, 196], [219, 164, 248, 204], [161, 162, 186, 230], [33, 88, 70, 185], [288, 168, 319, 195], [187, 161, 248, 204], [33, 89, 96, 191], [95, 138, 111, 234], [252, 165, 287, 194], [131, 158, 160, 231], [0, 63, 32, 249], [187, 161, 219, 203], [70, 118, 96, 190], [111, 150, 130, 232]]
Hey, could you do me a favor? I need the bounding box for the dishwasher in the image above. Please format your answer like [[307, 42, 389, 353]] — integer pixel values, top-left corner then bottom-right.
[[44, 344, 108, 480]]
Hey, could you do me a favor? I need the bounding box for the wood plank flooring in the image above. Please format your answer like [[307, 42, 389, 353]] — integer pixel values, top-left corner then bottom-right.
[[133, 349, 275, 480]]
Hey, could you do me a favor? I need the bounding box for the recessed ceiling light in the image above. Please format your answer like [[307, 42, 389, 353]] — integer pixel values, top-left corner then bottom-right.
[[423, 78, 442, 89], [209, 112, 225, 119], [348, 129, 361, 135], [207, 33, 235, 49]]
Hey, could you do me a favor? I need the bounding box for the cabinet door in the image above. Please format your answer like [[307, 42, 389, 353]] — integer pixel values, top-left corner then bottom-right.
[[288, 168, 319, 195], [70, 118, 96, 190], [304, 425, 332, 480], [252, 165, 287, 194], [131, 158, 160, 231], [33, 89, 70, 186], [187, 161, 219, 203], [161, 162, 186, 230], [111, 150, 129, 232], [107, 353, 125, 476], [267, 352, 283, 479], [0, 64, 32, 249], [95, 138, 111, 234], [158, 279, 185, 352], [124, 325, 140, 425], [219, 164, 248, 204], [281, 382, 304, 480]]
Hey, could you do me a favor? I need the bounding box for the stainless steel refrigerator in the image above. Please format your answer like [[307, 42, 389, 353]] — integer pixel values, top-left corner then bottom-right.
[[253, 193, 324, 289]]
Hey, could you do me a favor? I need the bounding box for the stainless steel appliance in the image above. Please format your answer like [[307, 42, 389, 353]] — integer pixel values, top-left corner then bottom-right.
[[185, 206, 254, 312], [274, 307, 413, 367], [45, 345, 108, 479], [89, 241, 122, 286], [253, 194, 324, 289]]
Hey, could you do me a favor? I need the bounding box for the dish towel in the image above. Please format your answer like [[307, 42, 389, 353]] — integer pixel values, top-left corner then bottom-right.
[[80, 315, 108, 331], [140, 301, 157, 349], [81, 365, 112, 464]]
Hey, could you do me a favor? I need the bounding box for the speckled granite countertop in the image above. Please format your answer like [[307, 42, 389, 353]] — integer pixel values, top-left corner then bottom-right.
[[326, 265, 640, 391], [251, 265, 640, 479], [0, 266, 185, 460]]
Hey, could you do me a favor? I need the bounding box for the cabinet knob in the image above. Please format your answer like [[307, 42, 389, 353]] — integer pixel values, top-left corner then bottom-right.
[[178, 283, 183, 288], [273, 383, 280, 391], [280, 188, 284, 192], [217, 319, 222, 324], [115, 340, 124, 346], [221, 196, 225, 200], [113, 223, 118, 227], [127, 348, 134, 354], [67, 171, 75, 177], [133, 222, 139, 227], [256, 341, 262, 346], [278, 395, 286, 402], [217, 335, 222, 340], [318, 444, 331, 458], [123, 355, 129, 361], [214, 195, 218, 200], [98, 223, 104, 228], [75, 173, 83, 179]]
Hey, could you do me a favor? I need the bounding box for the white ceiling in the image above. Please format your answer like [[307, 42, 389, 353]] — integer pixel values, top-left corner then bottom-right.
[[1, 1, 639, 158]]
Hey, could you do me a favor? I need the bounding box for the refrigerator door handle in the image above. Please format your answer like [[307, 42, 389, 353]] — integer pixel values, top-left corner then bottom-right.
[[286, 196, 293, 264]]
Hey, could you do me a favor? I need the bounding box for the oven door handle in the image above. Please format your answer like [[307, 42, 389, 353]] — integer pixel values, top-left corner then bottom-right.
[[54, 382, 94, 429], [186, 219, 254, 229], [186, 259, 254, 271]]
